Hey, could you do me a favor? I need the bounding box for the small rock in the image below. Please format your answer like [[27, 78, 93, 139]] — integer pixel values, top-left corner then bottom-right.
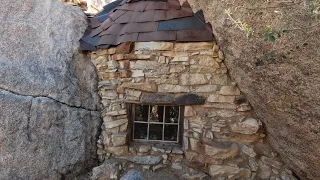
[[208, 164, 240, 177], [230, 118, 261, 135], [241, 145, 257, 157], [218, 50, 224, 60], [135, 42, 173, 51], [120, 169, 144, 180], [111, 132, 127, 147], [123, 155, 162, 165], [183, 172, 208, 180], [162, 154, 168, 160], [91, 161, 120, 180], [280, 169, 297, 180], [171, 162, 183, 170], [261, 156, 283, 169], [180, 74, 208, 85], [152, 164, 166, 172], [249, 158, 259, 172], [142, 165, 150, 172], [172, 147, 184, 155], [257, 160, 272, 179], [219, 86, 240, 96], [213, 44, 220, 52], [139, 145, 151, 153]]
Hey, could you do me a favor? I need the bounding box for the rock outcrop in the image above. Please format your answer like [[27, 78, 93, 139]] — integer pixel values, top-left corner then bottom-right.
[[188, 0, 320, 179], [0, 0, 101, 179]]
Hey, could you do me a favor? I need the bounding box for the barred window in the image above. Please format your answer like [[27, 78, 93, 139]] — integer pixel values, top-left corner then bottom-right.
[[129, 104, 183, 143]]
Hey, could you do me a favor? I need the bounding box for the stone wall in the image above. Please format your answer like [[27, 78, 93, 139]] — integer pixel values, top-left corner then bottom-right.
[[90, 41, 296, 179]]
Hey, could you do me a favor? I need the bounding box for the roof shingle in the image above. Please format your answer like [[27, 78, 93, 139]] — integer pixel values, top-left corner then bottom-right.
[[80, 0, 214, 51]]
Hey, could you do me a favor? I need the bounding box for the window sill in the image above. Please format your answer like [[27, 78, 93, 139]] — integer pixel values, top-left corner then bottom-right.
[[129, 142, 184, 155]]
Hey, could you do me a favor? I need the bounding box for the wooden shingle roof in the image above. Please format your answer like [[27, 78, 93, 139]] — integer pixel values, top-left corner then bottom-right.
[[80, 0, 213, 50]]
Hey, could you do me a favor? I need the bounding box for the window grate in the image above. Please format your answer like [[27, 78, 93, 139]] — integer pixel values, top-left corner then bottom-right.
[[131, 104, 182, 143]]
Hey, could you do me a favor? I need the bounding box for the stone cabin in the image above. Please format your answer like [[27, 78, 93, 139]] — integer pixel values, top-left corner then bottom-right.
[[80, 0, 295, 179]]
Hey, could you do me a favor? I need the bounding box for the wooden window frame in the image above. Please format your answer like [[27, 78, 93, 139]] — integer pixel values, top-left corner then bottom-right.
[[127, 103, 184, 145]]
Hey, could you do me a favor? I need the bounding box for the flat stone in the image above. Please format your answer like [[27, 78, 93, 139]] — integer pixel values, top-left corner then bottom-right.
[[124, 156, 162, 165], [142, 165, 150, 172], [117, 82, 157, 93], [241, 145, 257, 158], [174, 42, 214, 51], [189, 139, 238, 159], [189, 65, 218, 73], [237, 104, 252, 111], [104, 119, 128, 129], [95, 56, 108, 64], [210, 74, 229, 85], [135, 42, 173, 51], [140, 92, 174, 104], [207, 94, 235, 103], [249, 158, 259, 171], [261, 156, 283, 169], [158, 84, 190, 93], [198, 56, 220, 67], [111, 132, 127, 147], [219, 86, 241, 96], [171, 162, 183, 170], [108, 60, 119, 70], [172, 147, 184, 155], [106, 146, 129, 156], [125, 54, 152, 60], [131, 70, 144, 77], [152, 164, 166, 172], [231, 118, 261, 135], [169, 66, 186, 73], [130, 60, 161, 70], [162, 51, 189, 57], [184, 106, 195, 117], [257, 160, 272, 179], [171, 56, 189, 62], [213, 44, 220, 52], [183, 172, 208, 180], [174, 93, 205, 105], [180, 74, 208, 85], [193, 85, 217, 93], [209, 165, 240, 177], [158, 56, 166, 63], [98, 80, 118, 89], [125, 89, 142, 97], [138, 145, 151, 153], [204, 103, 238, 109], [218, 50, 225, 60], [120, 169, 144, 180]]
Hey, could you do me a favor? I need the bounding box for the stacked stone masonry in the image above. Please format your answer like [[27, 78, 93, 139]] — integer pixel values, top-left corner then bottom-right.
[[90, 41, 297, 180]]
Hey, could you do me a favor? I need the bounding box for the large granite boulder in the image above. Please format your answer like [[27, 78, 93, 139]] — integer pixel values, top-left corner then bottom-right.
[[188, 1, 320, 179], [0, 0, 101, 179]]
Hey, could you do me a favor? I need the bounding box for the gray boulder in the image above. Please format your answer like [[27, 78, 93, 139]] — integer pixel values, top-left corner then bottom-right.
[[188, 1, 320, 179], [0, 0, 101, 179], [120, 170, 144, 180], [91, 160, 120, 180]]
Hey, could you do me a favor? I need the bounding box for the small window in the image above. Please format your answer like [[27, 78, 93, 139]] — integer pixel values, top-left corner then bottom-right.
[[129, 104, 183, 143]]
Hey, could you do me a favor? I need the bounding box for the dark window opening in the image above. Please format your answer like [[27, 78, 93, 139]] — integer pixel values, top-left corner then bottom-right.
[[129, 104, 183, 143]]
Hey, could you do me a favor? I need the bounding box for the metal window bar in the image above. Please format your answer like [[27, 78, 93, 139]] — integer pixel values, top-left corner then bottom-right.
[[132, 104, 180, 143], [147, 105, 150, 141]]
